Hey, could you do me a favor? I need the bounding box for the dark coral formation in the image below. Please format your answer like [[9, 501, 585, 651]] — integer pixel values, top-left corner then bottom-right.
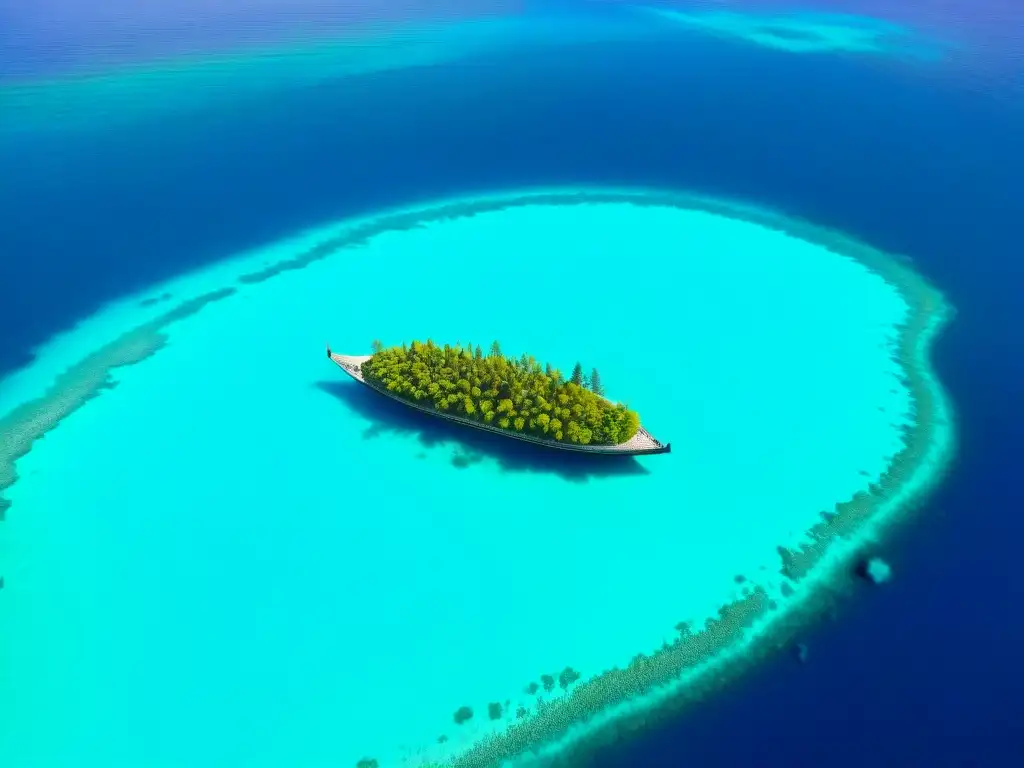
[[487, 702, 503, 720], [774, 254, 951, 582], [451, 449, 483, 469], [138, 291, 172, 308], [441, 591, 771, 768], [558, 666, 581, 690], [453, 706, 473, 725]]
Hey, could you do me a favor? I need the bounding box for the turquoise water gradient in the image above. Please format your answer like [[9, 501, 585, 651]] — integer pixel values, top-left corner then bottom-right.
[[0, 193, 934, 766], [0, 5, 951, 141], [0, 13, 661, 138]]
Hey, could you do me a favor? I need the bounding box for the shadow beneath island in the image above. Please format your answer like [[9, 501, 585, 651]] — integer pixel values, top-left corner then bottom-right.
[[315, 380, 651, 483]]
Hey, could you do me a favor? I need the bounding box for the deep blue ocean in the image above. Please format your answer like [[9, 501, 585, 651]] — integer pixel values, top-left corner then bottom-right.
[[2, 14, 1023, 768]]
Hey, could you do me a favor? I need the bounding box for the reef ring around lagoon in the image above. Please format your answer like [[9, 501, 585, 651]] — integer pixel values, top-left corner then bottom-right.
[[0, 187, 955, 768]]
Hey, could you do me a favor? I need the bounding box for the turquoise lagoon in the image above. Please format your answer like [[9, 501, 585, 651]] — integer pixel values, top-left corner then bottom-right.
[[0, 188, 954, 767]]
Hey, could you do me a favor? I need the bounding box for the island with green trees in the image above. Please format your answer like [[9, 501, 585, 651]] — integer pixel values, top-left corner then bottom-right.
[[327, 340, 670, 455]]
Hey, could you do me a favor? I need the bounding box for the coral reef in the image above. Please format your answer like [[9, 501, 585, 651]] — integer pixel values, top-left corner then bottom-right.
[[0, 288, 235, 513]]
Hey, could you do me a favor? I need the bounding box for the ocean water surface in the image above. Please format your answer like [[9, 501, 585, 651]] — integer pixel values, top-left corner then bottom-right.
[[1, 2, 1022, 767]]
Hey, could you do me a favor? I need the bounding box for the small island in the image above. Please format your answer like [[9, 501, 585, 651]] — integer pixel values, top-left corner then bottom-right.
[[328, 340, 670, 455]]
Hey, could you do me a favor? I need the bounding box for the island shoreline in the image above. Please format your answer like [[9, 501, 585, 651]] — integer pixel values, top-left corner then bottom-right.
[[327, 352, 672, 456]]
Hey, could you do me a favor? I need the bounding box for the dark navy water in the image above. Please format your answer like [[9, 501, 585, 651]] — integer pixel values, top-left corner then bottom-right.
[[2, 19, 1023, 768]]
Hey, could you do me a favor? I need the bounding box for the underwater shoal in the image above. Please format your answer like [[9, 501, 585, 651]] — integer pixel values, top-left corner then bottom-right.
[[0, 187, 954, 767]]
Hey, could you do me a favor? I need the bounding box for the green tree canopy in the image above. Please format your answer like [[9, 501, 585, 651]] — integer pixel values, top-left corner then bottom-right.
[[360, 340, 640, 446]]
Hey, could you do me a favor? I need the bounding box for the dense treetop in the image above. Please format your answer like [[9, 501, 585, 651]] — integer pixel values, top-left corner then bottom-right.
[[361, 339, 640, 446]]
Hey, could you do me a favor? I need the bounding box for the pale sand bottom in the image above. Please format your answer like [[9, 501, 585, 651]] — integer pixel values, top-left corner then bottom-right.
[[0, 188, 951, 767]]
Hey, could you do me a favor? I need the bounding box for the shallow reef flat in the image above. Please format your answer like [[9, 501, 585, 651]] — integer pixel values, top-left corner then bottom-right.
[[0, 187, 954, 767]]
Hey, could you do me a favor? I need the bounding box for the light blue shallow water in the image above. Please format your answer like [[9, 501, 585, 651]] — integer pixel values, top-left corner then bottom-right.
[[0, 194, 924, 766]]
